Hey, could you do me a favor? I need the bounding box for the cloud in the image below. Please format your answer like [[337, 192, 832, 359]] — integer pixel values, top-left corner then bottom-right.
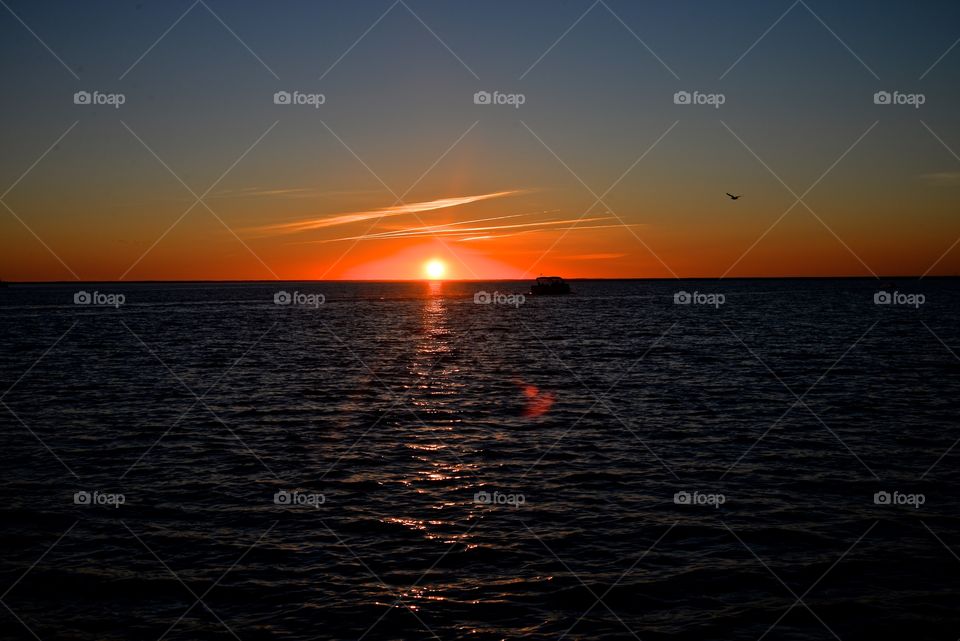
[[213, 187, 315, 198], [562, 253, 628, 260], [920, 171, 960, 186], [304, 215, 619, 243], [212, 187, 382, 199], [249, 190, 520, 236], [455, 223, 638, 242]]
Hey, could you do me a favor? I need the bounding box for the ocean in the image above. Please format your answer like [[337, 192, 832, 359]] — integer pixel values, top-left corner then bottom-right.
[[1, 278, 958, 640]]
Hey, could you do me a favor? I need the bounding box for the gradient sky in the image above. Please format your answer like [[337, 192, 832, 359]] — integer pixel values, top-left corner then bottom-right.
[[1, 0, 959, 280]]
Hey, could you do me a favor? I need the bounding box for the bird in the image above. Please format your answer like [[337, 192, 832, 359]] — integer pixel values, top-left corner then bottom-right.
[[726, 193, 741, 200]]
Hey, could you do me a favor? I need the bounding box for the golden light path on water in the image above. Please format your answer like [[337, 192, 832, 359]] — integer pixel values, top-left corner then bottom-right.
[[378, 280, 483, 612]]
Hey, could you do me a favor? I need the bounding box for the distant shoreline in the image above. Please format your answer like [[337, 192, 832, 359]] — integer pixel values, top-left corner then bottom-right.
[[2, 275, 957, 285]]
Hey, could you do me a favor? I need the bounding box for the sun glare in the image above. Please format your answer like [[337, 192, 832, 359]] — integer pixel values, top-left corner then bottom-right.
[[424, 259, 446, 280]]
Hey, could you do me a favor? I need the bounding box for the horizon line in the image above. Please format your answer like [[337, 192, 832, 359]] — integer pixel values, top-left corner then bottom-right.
[[2, 275, 956, 285]]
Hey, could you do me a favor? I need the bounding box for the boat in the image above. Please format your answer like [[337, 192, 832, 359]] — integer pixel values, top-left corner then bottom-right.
[[530, 276, 570, 296]]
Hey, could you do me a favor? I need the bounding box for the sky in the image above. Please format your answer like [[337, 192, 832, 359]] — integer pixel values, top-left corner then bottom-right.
[[1, 0, 959, 281]]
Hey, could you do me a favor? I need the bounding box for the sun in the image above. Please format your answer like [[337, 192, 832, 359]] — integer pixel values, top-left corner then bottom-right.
[[424, 258, 446, 280]]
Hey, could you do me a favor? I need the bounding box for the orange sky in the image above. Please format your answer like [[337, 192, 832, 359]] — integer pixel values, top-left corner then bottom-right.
[[2, 184, 958, 281]]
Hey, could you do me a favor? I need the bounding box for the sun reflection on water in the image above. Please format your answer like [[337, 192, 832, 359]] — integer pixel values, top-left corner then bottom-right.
[[373, 278, 482, 620]]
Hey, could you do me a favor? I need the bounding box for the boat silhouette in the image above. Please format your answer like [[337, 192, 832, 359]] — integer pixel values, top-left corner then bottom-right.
[[530, 276, 570, 296]]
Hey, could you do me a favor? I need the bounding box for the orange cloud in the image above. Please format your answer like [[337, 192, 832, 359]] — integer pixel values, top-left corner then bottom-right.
[[248, 190, 521, 236], [563, 253, 628, 260], [311, 216, 616, 243]]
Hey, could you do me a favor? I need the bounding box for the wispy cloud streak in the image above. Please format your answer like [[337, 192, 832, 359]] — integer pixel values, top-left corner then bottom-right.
[[249, 190, 520, 236], [311, 216, 611, 242], [303, 218, 640, 244], [457, 223, 643, 242]]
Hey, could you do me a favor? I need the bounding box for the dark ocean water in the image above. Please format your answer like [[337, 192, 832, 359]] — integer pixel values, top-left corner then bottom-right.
[[1, 279, 958, 641]]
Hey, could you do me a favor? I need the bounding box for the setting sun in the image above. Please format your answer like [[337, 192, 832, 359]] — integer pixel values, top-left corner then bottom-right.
[[424, 259, 446, 280]]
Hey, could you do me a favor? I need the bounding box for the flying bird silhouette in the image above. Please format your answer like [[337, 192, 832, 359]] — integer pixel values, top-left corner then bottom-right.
[[726, 193, 741, 200]]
